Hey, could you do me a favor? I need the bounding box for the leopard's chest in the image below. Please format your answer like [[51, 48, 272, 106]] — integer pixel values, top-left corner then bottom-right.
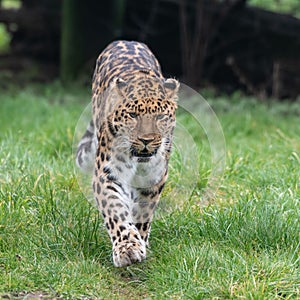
[[107, 153, 167, 190]]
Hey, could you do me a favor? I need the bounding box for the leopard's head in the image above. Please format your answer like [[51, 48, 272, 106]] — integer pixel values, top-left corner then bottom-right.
[[107, 74, 179, 160]]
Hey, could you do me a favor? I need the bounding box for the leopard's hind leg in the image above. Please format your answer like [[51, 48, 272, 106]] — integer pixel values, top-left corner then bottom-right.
[[76, 120, 97, 172]]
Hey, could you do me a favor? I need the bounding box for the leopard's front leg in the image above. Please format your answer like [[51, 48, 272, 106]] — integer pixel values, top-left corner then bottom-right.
[[112, 222, 146, 267], [131, 187, 163, 246], [93, 171, 146, 267]]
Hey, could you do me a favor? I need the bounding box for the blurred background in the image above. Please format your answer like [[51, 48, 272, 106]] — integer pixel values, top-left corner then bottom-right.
[[0, 0, 300, 100]]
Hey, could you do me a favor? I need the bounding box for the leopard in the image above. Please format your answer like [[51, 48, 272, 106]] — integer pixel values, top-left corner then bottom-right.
[[76, 40, 179, 267]]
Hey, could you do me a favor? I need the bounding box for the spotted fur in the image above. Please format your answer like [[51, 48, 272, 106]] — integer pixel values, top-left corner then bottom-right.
[[76, 40, 179, 267]]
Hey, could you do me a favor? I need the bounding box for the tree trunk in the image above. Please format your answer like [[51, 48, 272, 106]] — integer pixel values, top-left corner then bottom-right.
[[60, 0, 85, 82]]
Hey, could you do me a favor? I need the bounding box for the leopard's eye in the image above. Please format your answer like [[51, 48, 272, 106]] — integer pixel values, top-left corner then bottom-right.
[[129, 112, 137, 118], [156, 114, 165, 120]]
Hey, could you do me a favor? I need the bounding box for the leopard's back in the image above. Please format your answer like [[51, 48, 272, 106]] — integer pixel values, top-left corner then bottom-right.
[[92, 40, 163, 96]]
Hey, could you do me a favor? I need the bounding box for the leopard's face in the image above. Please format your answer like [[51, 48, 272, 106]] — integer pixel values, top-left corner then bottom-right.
[[108, 76, 179, 159]]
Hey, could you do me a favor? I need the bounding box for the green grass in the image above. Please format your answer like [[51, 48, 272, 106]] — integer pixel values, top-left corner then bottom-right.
[[0, 84, 299, 299]]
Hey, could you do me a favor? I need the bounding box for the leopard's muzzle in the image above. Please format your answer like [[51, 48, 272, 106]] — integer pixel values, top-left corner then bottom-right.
[[130, 134, 161, 158]]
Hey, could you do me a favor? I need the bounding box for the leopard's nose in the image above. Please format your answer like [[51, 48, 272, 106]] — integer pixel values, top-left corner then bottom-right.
[[138, 136, 155, 146]]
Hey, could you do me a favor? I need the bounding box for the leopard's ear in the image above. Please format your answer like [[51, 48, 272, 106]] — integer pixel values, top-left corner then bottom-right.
[[115, 78, 127, 97], [164, 78, 180, 101], [105, 78, 128, 116]]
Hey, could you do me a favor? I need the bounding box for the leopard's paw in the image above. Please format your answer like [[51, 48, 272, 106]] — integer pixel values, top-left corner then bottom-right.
[[113, 237, 146, 267]]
